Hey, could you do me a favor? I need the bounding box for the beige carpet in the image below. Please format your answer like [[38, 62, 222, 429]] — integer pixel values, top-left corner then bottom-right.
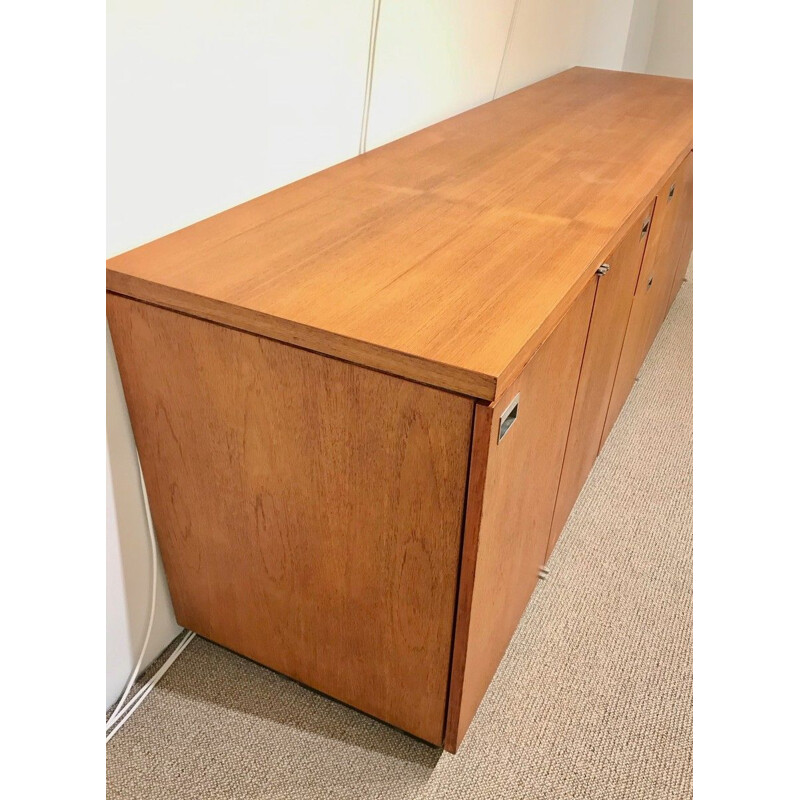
[[107, 275, 692, 800]]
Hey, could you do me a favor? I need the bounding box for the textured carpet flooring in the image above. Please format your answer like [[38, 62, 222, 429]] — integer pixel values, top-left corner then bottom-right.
[[107, 275, 692, 800]]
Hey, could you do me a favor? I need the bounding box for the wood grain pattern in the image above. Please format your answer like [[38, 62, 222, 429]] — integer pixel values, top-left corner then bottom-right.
[[444, 279, 596, 752], [107, 68, 693, 401], [442, 402, 493, 753], [106, 293, 474, 746], [547, 204, 655, 557]]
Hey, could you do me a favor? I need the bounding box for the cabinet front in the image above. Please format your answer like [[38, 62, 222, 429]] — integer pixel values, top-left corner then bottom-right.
[[445, 279, 596, 751], [602, 153, 693, 445], [548, 202, 655, 556], [667, 151, 694, 308]]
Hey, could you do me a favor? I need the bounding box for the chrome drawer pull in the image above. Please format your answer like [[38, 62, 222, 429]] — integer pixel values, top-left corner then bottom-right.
[[498, 394, 520, 443]]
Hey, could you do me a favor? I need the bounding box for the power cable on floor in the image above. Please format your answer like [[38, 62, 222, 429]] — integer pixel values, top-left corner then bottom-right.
[[106, 451, 194, 741], [106, 451, 158, 731]]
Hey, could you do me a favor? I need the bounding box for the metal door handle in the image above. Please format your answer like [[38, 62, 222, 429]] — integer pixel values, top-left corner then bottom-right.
[[498, 394, 519, 443]]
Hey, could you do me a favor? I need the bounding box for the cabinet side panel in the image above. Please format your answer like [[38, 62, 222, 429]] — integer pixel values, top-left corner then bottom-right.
[[445, 280, 595, 751], [106, 294, 474, 746], [548, 203, 655, 555]]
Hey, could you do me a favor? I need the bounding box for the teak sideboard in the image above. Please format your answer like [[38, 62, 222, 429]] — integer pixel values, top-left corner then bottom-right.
[[107, 67, 692, 752]]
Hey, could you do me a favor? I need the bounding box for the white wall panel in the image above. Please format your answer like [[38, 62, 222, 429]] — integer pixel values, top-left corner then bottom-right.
[[365, 0, 517, 149], [622, 0, 661, 72], [107, 0, 372, 256], [582, 0, 637, 71], [106, 451, 134, 709], [496, 0, 591, 97], [646, 0, 693, 78]]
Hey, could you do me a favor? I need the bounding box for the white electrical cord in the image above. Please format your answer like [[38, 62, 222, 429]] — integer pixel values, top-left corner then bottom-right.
[[106, 451, 158, 731], [493, 0, 521, 100], [106, 630, 196, 743], [359, 0, 382, 154]]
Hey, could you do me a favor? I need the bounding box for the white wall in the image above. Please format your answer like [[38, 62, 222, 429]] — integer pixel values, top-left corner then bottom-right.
[[366, 0, 516, 149], [646, 0, 693, 78], [495, 0, 590, 94], [107, 0, 372, 255], [623, 0, 662, 72], [106, 452, 134, 708], [582, 0, 637, 72], [106, 0, 688, 707]]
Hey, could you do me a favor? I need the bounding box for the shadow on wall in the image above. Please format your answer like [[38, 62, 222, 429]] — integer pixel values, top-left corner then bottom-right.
[[106, 327, 181, 709]]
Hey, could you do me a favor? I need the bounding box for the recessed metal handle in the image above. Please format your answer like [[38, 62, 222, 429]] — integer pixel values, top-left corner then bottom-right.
[[640, 218, 651, 239], [596, 262, 610, 276], [646, 275, 654, 290], [498, 394, 519, 443], [668, 184, 676, 201]]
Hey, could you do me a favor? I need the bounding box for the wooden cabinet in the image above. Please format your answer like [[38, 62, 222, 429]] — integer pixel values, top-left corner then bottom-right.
[[445, 280, 596, 751], [107, 68, 692, 752], [603, 152, 694, 445], [548, 203, 655, 556], [106, 293, 473, 745], [668, 151, 694, 309]]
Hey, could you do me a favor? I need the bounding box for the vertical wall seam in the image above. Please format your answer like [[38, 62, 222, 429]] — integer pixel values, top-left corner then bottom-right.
[[359, 0, 383, 155], [493, 0, 521, 99]]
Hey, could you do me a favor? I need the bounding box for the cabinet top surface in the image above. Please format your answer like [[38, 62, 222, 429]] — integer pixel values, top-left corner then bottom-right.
[[107, 67, 692, 401]]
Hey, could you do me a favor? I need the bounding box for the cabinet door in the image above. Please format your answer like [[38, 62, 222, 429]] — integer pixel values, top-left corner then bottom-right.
[[548, 203, 655, 557], [602, 153, 692, 445], [444, 279, 595, 752], [667, 151, 693, 309]]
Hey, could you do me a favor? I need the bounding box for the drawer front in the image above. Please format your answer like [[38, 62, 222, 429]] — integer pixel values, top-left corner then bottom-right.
[[548, 203, 655, 557], [602, 153, 692, 445], [445, 279, 596, 752]]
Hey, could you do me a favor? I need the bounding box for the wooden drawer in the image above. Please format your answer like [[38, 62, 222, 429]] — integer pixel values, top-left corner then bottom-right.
[[548, 202, 655, 557], [602, 153, 693, 445]]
